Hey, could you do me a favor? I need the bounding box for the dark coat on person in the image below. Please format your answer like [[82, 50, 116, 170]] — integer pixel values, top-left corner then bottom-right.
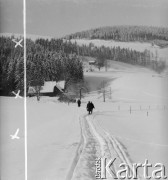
[[77, 99, 81, 107], [87, 101, 91, 112], [90, 102, 95, 110], [87, 101, 95, 114]]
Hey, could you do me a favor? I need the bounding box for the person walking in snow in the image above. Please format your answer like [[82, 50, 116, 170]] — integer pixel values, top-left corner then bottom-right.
[[87, 101, 95, 114], [87, 101, 91, 114], [77, 99, 81, 107], [90, 101, 95, 114]]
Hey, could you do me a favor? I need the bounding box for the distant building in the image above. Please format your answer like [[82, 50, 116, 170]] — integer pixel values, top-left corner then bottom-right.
[[28, 81, 65, 97], [89, 60, 96, 65]]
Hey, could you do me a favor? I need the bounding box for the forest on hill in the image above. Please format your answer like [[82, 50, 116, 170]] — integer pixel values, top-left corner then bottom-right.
[[34, 38, 166, 73], [59, 39, 166, 73], [0, 35, 166, 96], [65, 26, 168, 47]]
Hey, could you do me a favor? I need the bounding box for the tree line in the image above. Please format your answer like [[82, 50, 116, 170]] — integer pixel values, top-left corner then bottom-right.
[[65, 26, 168, 47], [60, 40, 166, 72], [0, 36, 83, 96], [0, 35, 166, 96]]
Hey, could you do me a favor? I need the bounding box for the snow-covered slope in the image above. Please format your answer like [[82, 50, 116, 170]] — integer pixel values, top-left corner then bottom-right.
[[71, 39, 168, 60], [1, 61, 168, 180], [83, 63, 168, 179]]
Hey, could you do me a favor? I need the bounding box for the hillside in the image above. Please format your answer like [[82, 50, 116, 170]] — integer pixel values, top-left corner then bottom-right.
[[1, 27, 167, 97], [71, 39, 168, 61], [65, 26, 168, 47]]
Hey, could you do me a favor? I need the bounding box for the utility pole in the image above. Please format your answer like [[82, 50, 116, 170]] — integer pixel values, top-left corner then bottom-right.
[[79, 87, 87, 100], [102, 81, 106, 102], [103, 89, 105, 102], [79, 88, 82, 100]]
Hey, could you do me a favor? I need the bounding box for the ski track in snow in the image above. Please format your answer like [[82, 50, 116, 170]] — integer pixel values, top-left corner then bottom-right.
[[67, 111, 142, 180]]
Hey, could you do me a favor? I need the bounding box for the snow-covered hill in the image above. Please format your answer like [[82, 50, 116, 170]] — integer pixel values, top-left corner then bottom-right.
[[71, 39, 168, 61]]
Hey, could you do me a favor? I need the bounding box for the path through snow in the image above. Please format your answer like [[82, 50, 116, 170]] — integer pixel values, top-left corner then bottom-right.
[[68, 112, 141, 180]]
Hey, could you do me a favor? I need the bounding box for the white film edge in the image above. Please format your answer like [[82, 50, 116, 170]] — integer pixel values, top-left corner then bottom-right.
[[0, 0, 168, 180]]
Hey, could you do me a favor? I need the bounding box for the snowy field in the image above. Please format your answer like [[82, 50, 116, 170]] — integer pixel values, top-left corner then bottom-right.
[[0, 97, 84, 180], [1, 61, 168, 180], [71, 39, 168, 60]]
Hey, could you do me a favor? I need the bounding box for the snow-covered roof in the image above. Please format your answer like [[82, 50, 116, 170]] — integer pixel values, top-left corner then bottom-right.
[[40, 81, 56, 93], [56, 81, 65, 90], [28, 81, 65, 93], [89, 60, 96, 65]]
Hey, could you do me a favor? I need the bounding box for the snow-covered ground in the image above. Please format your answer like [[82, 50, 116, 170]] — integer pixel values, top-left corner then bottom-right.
[[1, 61, 168, 180], [0, 97, 85, 180], [0, 98, 24, 180], [71, 39, 168, 60], [83, 64, 168, 179]]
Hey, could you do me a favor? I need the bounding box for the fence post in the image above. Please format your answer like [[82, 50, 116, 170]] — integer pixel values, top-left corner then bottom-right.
[[103, 89, 105, 102], [101, 81, 106, 102]]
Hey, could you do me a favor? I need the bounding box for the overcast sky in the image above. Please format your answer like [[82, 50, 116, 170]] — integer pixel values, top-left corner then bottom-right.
[[0, 0, 168, 38]]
